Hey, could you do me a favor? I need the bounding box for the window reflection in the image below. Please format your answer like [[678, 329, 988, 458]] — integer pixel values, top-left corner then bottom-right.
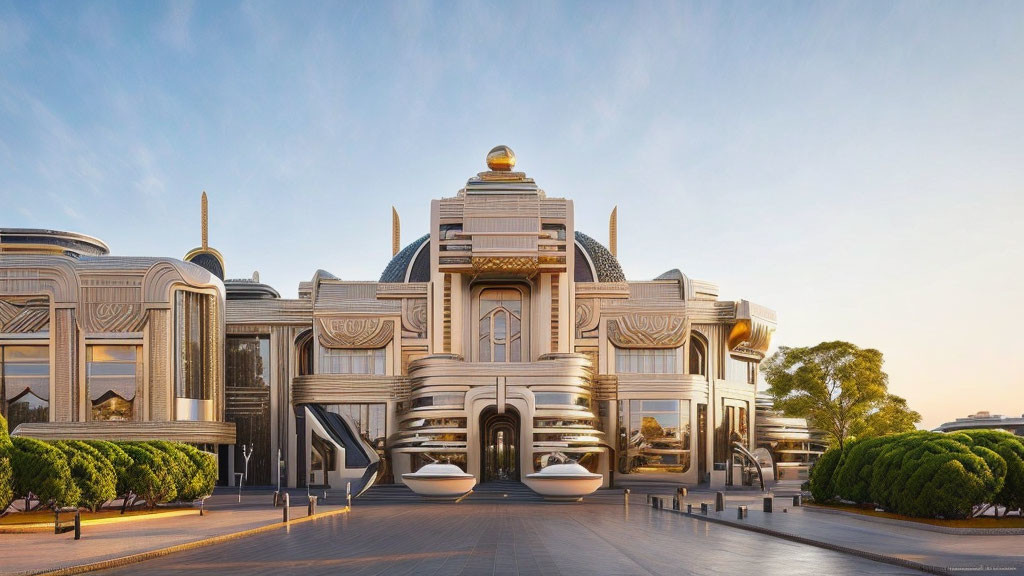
[[88, 345, 140, 421], [319, 348, 385, 374], [617, 399, 691, 474], [615, 348, 677, 374], [1, 345, 49, 429]]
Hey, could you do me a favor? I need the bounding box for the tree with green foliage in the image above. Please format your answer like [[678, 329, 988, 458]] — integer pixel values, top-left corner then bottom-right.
[[8, 436, 79, 509], [851, 394, 922, 439], [763, 341, 919, 450], [54, 441, 118, 512], [117, 442, 176, 508], [172, 443, 217, 501], [146, 441, 215, 502]]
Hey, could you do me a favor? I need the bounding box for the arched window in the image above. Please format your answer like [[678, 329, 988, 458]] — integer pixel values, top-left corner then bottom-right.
[[478, 288, 523, 362], [689, 332, 707, 377]]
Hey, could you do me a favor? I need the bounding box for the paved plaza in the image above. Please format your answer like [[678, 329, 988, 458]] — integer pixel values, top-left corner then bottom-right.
[[91, 494, 922, 576]]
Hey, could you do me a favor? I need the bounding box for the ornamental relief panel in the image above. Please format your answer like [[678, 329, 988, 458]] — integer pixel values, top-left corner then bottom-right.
[[401, 298, 428, 339], [0, 296, 50, 333], [606, 313, 689, 349], [317, 317, 395, 349], [574, 299, 600, 339], [79, 282, 147, 333], [471, 256, 538, 275]]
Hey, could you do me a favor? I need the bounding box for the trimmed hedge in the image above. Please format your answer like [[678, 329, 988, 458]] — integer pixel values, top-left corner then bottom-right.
[[54, 441, 118, 512], [9, 437, 80, 508], [0, 414, 215, 512], [809, 430, 1023, 519]]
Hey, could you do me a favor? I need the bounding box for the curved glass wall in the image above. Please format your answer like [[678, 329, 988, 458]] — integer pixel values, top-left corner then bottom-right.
[[617, 399, 691, 474]]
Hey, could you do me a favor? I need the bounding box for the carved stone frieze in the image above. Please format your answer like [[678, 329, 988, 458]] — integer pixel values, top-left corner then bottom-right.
[[402, 298, 428, 338], [0, 296, 50, 333], [607, 313, 689, 349], [317, 317, 395, 349], [574, 298, 600, 339], [79, 281, 147, 333]]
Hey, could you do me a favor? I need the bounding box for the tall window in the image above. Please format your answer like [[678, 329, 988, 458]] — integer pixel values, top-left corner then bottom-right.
[[615, 348, 676, 374], [617, 399, 691, 474], [1, 346, 49, 430], [689, 333, 707, 377], [478, 288, 523, 362], [175, 291, 212, 400], [319, 348, 385, 374], [88, 345, 140, 421]]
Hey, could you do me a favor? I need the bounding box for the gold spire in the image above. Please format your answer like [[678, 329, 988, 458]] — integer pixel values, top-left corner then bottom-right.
[[486, 145, 516, 171], [392, 206, 401, 256], [609, 206, 617, 258], [201, 191, 208, 250]]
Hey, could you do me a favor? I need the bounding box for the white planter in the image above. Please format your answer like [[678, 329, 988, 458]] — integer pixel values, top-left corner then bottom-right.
[[524, 463, 603, 501], [402, 463, 476, 499]]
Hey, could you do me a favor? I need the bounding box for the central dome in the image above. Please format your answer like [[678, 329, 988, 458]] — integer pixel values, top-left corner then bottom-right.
[[485, 145, 516, 171]]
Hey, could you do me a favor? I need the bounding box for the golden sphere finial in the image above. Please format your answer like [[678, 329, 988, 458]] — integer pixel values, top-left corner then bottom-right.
[[486, 145, 516, 171]]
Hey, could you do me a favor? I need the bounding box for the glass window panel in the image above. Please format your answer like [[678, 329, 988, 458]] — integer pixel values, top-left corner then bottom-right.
[[493, 312, 506, 341], [319, 348, 386, 374], [618, 398, 690, 474], [615, 348, 677, 374], [494, 344, 505, 362], [87, 344, 138, 421]]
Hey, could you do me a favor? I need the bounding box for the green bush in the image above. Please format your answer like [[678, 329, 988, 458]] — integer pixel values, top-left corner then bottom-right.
[[172, 443, 217, 501], [808, 445, 843, 503], [85, 441, 134, 498], [9, 437, 79, 508], [145, 441, 206, 502], [832, 436, 889, 504], [54, 441, 118, 512], [0, 415, 12, 513], [957, 429, 1024, 513], [117, 442, 177, 507]]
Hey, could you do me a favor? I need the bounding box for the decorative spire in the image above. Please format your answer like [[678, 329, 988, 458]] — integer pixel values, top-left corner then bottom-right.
[[201, 191, 209, 250], [392, 206, 401, 257], [609, 206, 617, 258]]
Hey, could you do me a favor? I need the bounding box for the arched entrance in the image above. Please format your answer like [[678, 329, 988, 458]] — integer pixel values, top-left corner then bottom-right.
[[480, 407, 520, 482]]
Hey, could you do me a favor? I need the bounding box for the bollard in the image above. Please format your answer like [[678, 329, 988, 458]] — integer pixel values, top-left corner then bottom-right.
[[737, 506, 748, 520], [686, 503, 692, 514], [715, 492, 725, 512], [677, 487, 687, 500], [346, 482, 352, 509], [74, 511, 81, 540], [308, 496, 317, 517], [700, 502, 709, 515], [646, 494, 652, 505], [672, 496, 680, 511], [763, 496, 773, 513], [273, 491, 279, 507], [283, 492, 290, 523], [200, 499, 205, 517], [624, 488, 630, 506], [792, 494, 802, 507]]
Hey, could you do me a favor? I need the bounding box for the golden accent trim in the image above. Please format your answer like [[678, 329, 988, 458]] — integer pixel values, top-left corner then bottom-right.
[[317, 317, 394, 349], [607, 314, 689, 348], [471, 256, 538, 274], [609, 205, 617, 258], [201, 191, 208, 249], [392, 206, 401, 257]]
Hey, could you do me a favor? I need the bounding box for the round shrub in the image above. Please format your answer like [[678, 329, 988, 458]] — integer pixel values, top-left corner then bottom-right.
[[173, 443, 217, 501], [832, 435, 889, 504], [85, 441, 134, 498], [809, 445, 843, 503], [957, 429, 1024, 513], [117, 442, 177, 507], [0, 454, 12, 514], [9, 436, 80, 508], [0, 413, 11, 449], [54, 441, 118, 512], [146, 441, 207, 502]]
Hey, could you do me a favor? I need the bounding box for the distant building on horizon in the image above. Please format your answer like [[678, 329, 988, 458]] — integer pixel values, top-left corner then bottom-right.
[[933, 411, 1024, 436]]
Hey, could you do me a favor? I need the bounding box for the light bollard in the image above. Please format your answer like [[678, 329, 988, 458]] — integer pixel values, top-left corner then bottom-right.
[[346, 481, 352, 509], [715, 491, 725, 512], [282, 492, 290, 523], [763, 496, 773, 513], [700, 502, 709, 515], [686, 503, 692, 514], [74, 511, 81, 540], [623, 488, 630, 506], [792, 494, 802, 507], [737, 505, 748, 519], [308, 495, 317, 517]]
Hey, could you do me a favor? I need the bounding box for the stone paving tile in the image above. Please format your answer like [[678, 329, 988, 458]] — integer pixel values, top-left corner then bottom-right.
[[91, 499, 923, 576]]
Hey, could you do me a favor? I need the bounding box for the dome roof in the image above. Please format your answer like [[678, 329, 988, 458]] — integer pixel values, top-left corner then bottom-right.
[[0, 228, 109, 257], [379, 234, 430, 283], [574, 231, 625, 282], [486, 145, 516, 171], [224, 278, 281, 300]]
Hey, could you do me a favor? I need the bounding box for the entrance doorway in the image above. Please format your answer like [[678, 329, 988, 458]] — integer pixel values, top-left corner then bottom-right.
[[480, 407, 520, 482]]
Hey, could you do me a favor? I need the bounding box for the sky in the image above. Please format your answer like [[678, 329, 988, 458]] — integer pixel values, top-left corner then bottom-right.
[[1, 1, 1022, 430]]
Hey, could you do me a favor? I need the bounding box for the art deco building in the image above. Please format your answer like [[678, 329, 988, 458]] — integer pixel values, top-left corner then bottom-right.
[[754, 394, 827, 482], [2, 146, 776, 493], [934, 412, 1024, 436]]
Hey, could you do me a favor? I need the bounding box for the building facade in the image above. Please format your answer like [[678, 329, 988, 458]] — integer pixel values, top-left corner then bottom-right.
[[934, 412, 1024, 436], [2, 146, 776, 493]]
